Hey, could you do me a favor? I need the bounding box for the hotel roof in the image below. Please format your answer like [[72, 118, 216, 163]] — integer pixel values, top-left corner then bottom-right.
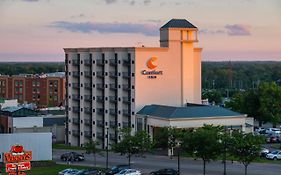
[[137, 104, 243, 119], [161, 19, 197, 29]]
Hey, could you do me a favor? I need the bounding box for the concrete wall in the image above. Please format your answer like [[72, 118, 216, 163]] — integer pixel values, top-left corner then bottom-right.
[[0, 133, 52, 162]]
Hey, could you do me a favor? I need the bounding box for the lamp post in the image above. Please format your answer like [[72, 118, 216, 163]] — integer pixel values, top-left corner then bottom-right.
[[176, 141, 181, 175], [106, 127, 109, 169], [223, 127, 227, 175]]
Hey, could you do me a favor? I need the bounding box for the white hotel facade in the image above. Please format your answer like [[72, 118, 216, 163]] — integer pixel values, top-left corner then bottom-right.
[[65, 19, 202, 147]]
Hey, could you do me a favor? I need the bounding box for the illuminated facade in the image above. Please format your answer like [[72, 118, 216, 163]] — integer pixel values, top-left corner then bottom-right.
[[64, 19, 202, 147]]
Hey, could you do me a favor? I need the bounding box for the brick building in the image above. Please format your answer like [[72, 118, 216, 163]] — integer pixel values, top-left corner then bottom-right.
[[0, 73, 65, 108]]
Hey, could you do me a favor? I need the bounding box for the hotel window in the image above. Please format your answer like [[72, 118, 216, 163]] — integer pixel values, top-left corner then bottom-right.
[[19, 81, 23, 86], [19, 88, 23, 93], [15, 81, 19, 86], [37, 82, 40, 86], [32, 81, 36, 86]]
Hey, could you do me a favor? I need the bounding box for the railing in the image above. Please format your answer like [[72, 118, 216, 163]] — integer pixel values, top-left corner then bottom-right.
[[84, 118, 91, 126], [96, 83, 105, 89], [84, 59, 91, 66], [122, 122, 129, 128], [109, 96, 117, 103], [72, 130, 79, 136], [72, 83, 79, 89], [84, 131, 92, 138], [109, 59, 117, 66], [96, 96, 104, 102], [84, 71, 92, 77], [122, 72, 131, 78], [72, 107, 80, 113], [122, 84, 130, 91], [72, 71, 80, 77], [84, 107, 92, 114], [72, 59, 79, 66], [96, 59, 104, 66], [97, 120, 104, 127], [110, 121, 117, 128], [97, 108, 104, 115], [109, 84, 117, 90], [97, 132, 103, 139], [84, 83, 92, 89], [72, 94, 80, 101], [109, 71, 118, 77], [96, 71, 104, 77], [122, 97, 131, 103], [109, 108, 117, 115], [123, 110, 130, 117], [109, 133, 117, 141], [72, 118, 79, 124], [123, 59, 131, 65], [84, 95, 92, 102]]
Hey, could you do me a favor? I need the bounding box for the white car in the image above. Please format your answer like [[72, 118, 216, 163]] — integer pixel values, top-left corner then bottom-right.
[[58, 169, 79, 175], [266, 150, 281, 160], [266, 128, 281, 135], [115, 169, 141, 175]]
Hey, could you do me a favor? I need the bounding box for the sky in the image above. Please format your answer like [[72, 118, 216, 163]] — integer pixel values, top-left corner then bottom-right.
[[0, 0, 280, 62]]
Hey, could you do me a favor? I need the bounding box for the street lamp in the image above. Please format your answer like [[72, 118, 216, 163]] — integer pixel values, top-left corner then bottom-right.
[[176, 140, 181, 175], [223, 125, 233, 175], [106, 127, 109, 169]]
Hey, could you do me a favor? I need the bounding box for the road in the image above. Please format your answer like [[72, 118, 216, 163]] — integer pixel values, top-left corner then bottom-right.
[[53, 149, 281, 175]]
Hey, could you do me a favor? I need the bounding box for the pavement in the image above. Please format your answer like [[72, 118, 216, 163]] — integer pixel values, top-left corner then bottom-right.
[[53, 149, 281, 175]]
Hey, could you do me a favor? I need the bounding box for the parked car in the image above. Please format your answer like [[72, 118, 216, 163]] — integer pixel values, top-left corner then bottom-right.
[[60, 152, 85, 161], [266, 128, 281, 135], [266, 150, 281, 160], [115, 169, 141, 175], [106, 165, 130, 175], [58, 169, 79, 175], [73, 169, 102, 175], [150, 168, 179, 175], [260, 147, 270, 157], [266, 135, 279, 143]]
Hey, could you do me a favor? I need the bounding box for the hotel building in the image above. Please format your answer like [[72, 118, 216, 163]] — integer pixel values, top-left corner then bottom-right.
[[65, 19, 202, 147], [0, 73, 65, 108]]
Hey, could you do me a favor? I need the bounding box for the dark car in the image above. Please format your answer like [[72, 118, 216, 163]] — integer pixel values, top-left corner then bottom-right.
[[60, 152, 85, 161], [150, 168, 179, 175], [106, 165, 130, 175]]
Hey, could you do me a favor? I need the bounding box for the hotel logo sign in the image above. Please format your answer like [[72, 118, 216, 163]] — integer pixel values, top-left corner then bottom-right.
[[141, 57, 163, 79], [4, 145, 32, 175]]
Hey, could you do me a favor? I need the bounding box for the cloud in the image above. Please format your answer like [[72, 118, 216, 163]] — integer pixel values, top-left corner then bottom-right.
[[104, 0, 118, 4], [199, 29, 225, 35], [225, 24, 251, 36], [70, 13, 86, 19], [21, 0, 39, 2], [49, 21, 159, 36], [129, 0, 135, 6], [143, 0, 151, 5]]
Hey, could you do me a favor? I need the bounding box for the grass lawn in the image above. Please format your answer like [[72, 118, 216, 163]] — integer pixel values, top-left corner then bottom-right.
[[0, 164, 97, 175]]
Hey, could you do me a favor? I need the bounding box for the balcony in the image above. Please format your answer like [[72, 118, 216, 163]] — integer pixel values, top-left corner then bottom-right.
[[109, 133, 117, 141], [84, 107, 92, 114], [96, 59, 104, 66], [97, 132, 103, 139], [109, 84, 117, 90], [109, 108, 117, 115], [84, 118, 91, 126], [97, 108, 104, 115], [72, 130, 79, 137], [122, 72, 131, 78], [84, 59, 91, 66], [84, 83, 92, 89], [109, 59, 117, 66], [72, 83, 79, 89], [122, 122, 129, 128], [96, 71, 104, 77], [110, 121, 117, 128], [97, 120, 104, 127], [84, 95, 92, 102], [96, 83, 105, 89], [96, 96, 104, 103], [72, 59, 79, 66], [84, 131, 92, 138], [72, 71, 80, 77], [123, 59, 131, 65], [109, 96, 117, 103], [84, 71, 92, 77], [123, 110, 130, 117], [72, 107, 80, 113], [122, 84, 130, 91], [72, 118, 79, 125], [109, 71, 118, 78], [72, 94, 80, 101], [122, 97, 131, 104]]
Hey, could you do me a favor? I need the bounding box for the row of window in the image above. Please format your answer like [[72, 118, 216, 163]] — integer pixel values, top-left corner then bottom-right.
[[68, 107, 135, 115], [69, 71, 135, 77], [69, 83, 134, 89], [69, 95, 134, 102]]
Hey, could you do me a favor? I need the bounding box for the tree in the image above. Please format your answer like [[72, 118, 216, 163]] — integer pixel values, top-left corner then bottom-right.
[[182, 125, 223, 175], [84, 140, 101, 166], [112, 128, 153, 165], [202, 90, 223, 105], [228, 131, 264, 175]]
